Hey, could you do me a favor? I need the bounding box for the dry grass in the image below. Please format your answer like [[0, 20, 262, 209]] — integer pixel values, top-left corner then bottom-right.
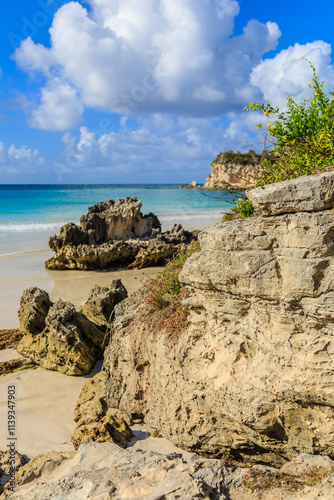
[[144, 241, 200, 336]]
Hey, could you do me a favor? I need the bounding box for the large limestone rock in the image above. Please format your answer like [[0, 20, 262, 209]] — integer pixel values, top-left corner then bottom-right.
[[17, 282, 127, 375], [71, 371, 133, 449], [4, 442, 247, 499], [46, 198, 195, 270], [5, 444, 334, 499], [104, 205, 334, 466], [246, 171, 334, 216]]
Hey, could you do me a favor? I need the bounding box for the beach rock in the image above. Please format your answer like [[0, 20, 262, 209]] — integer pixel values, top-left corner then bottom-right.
[[17, 288, 52, 335], [104, 205, 334, 466], [246, 171, 334, 216], [79, 279, 128, 327], [46, 198, 195, 270], [18, 298, 105, 375], [0, 330, 22, 350], [0, 358, 35, 377], [16, 281, 127, 375], [4, 442, 248, 499], [71, 371, 133, 449], [202, 150, 263, 190], [0, 451, 27, 495]]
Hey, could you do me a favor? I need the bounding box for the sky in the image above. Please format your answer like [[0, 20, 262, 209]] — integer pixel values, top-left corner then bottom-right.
[[0, 0, 334, 184]]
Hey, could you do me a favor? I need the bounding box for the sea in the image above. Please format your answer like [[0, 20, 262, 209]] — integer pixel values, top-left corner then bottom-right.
[[0, 184, 234, 257]]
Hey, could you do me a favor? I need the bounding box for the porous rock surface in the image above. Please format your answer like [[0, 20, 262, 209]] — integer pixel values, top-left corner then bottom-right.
[[246, 171, 334, 215], [45, 197, 194, 270], [71, 371, 133, 449], [3, 442, 247, 499], [104, 174, 334, 467], [79, 279, 127, 327], [4, 445, 334, 499], [17, 282, 126, 375]]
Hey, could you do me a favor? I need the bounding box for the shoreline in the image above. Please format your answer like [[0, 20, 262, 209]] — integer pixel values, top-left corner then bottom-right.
[[0, 214, 220, 329]]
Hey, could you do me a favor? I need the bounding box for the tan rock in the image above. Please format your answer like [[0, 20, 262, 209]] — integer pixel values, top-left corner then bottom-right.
[[104, 209, 334, 466], [202, 151, 263, 190], [71, 371, 133, 449], [246, 171, 334, 216]]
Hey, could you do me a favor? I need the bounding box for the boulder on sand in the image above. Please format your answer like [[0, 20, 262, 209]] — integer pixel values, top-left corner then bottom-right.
[[17, 282, 127, 376], [45, 197, 195, 270]]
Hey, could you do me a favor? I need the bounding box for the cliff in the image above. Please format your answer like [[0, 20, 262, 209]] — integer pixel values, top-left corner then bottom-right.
[[201, 150, 263, 190], [104, 172, 334, 467]]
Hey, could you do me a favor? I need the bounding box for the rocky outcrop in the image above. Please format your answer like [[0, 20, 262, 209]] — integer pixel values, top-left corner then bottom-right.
[[71, 371, 133, 449], [4, 444, 334, 499], [17, 283, 127, 375], [179, 180, 199, 189], [0, 358, 35, 377], [246, 171, 334, 215], [45, 198, 195, 270], [3, 442, 246, 499], [104, 174, 334, 467], [0, 330, 22, 350], [202, 151, 263, 190], [0, 451, 27, 496], [79, 279, 127, 327]]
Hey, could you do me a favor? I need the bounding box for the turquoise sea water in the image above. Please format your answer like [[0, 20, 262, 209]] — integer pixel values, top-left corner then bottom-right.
[[0, 184, 233, 256]]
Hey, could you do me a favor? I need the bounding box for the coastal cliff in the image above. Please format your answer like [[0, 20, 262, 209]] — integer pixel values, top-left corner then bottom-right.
[[104, 172, 334, 467], [201, 150, 263, 190]]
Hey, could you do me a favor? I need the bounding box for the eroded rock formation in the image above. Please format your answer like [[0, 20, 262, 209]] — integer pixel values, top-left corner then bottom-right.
[[17, 281, 127, 375], [71, 371, 133, 449], [4, 445, 334, 499], [104, 173, 334, 467], [45, 197, 195, 270], [201, 151, 263, 190]]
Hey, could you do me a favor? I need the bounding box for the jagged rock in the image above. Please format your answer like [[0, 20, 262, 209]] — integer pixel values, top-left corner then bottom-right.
[[71, 371, 133, 449], [202, 151, 263, 190], [17, 288, 52, 335], [79, 279, 128, 327], [4, 442, 248, 499], [45, 198, 195, 270], [0, 451, 27, 495], [104, 206, 334, 466], [246, 171, 334, 216], [17, 298, 104, 375]]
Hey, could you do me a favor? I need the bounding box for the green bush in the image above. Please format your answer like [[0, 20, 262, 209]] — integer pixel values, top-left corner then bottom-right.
[[245, 61, 334, 185]]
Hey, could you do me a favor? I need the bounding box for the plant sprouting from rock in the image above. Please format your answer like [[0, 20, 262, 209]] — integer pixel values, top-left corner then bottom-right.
[[245, 61, 334, 185]]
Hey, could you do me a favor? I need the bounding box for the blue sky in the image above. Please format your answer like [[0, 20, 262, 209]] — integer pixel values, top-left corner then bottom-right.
[[0, 0, 334, 184]]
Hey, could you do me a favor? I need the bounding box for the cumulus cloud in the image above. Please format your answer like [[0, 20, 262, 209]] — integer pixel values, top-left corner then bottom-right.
[[0, 141, 45, 175], [53, 112, 262, 182], [251, 41, 334, 108], [14, 0, 281, 130]]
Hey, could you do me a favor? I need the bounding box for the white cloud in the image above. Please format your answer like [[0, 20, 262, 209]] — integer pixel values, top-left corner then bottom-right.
[[251, 41, 334, 108], [54, 113, 263, 182], [29, 78, 84, 131], [14, 0, 281, 130], [0, 141, 45, 176]]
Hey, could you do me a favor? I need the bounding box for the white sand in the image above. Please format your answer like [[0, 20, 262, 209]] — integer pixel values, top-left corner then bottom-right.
[[0, 250, 163, 329], [0, 361, 102, 458]]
